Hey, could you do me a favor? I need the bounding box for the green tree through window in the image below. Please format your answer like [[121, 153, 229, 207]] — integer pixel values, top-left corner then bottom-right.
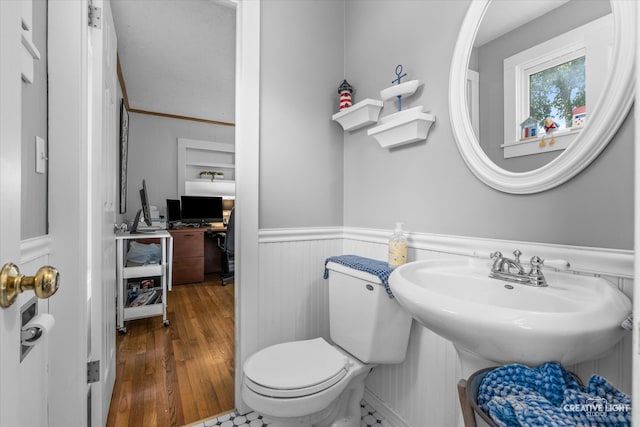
[[529, 56, 585, 130]]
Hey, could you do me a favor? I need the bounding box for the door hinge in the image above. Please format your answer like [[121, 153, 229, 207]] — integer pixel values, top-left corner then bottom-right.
[[88, 5, 102, 29], [87, 360, 100, 384]]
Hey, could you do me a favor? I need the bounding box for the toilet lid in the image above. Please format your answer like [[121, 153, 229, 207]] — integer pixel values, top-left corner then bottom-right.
[[244, 338, 350, 398]]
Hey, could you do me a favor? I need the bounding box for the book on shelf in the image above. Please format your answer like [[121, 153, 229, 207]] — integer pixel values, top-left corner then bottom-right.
[[148, 291, 162, 305], [127, 289, 161, 307]]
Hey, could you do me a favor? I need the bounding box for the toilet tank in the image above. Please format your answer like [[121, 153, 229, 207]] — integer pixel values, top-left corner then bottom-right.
[[326, 261, 412, 364]]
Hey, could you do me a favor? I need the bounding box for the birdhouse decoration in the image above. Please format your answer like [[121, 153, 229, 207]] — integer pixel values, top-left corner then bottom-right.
[[572, 106, 586, 128], [338, 80, 353, 111], [520, 117, 539, 140]]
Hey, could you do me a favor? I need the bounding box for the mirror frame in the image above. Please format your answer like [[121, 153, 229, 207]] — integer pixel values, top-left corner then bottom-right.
[[449, 0, 635, 194]]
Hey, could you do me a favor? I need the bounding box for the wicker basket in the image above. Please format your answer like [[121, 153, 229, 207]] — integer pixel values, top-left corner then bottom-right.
[[458, 368, 499, 427], [458, 366, 585, 427]]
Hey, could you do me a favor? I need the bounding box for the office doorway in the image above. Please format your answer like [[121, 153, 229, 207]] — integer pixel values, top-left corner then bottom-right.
[[107, 1, 245, 422]]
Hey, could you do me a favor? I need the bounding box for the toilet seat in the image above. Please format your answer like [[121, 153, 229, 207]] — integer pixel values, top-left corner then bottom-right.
[[244, 338, 351, 398]]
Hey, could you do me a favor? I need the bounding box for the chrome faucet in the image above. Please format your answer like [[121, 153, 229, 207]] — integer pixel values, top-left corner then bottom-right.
[[489, 250, 548, 287]]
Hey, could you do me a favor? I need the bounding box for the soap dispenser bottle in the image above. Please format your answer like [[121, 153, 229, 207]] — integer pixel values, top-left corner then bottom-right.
[[388, 222, 408, 269]]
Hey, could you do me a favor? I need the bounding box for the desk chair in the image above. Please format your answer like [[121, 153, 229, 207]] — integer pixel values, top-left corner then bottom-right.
[[217, 208, 235, 285]]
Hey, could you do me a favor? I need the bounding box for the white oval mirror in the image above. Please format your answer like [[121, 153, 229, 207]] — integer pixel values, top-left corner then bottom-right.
[[449, 0, 635, 194]]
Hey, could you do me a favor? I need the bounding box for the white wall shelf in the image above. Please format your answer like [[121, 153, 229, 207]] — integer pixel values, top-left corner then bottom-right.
[[178, 138, 236, 198], [332, 98, 383, 131], [367, 76, 436, 148], [379, 79, 419, 101], [187, 161, 237, 170], [185, 179, 236, 198], [368, 106, 436, 149]]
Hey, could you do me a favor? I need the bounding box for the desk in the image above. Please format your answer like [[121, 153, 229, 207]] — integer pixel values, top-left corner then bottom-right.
[[169, 226, 226, 285]]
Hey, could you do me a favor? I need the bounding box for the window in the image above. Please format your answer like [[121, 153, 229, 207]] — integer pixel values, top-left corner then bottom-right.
[[529, 55, 585, 131], [502, 14, 612, 159]]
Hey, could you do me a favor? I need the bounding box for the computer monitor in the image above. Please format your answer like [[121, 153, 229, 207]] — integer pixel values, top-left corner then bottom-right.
[[180, 196, 223, 224], [166, 199, 181, 223], [139, 179, 152, 226], [129, 209, 143, 234]]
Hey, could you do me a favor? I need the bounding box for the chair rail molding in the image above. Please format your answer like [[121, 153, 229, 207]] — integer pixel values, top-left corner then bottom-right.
[[259, 226, 633, 279], [258, 227, 343, 243]]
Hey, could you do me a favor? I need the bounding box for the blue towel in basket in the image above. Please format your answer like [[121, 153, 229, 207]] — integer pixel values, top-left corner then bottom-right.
[[477, 362, 631, 427], [323, 255, 394, 297]]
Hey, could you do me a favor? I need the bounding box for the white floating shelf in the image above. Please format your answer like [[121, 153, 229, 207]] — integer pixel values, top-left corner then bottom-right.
[[185, 179, 236, 198], [332, 98, 383, 131], [380, 80, 420, 101], [367, 106, 435, 148]]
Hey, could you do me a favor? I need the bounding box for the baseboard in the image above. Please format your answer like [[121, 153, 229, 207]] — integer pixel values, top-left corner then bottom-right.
[[364, 388, 411, 427]]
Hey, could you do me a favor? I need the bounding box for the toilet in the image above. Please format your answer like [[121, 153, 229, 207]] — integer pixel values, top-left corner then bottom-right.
[[241, 261, 413, 427]]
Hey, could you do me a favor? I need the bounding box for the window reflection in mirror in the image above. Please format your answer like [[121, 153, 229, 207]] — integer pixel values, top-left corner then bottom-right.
[[471, 0, 612, 173], [529, 56, 585, 132]]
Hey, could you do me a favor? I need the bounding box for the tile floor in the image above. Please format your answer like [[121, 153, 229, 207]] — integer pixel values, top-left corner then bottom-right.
[[189, 400, 390, 427]]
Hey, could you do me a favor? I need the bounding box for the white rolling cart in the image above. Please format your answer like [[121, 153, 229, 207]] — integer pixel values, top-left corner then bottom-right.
[[115, 230, 173, 334]]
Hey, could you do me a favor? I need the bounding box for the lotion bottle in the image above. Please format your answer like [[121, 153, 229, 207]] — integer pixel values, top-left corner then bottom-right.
[[388, 222, 408, 269]]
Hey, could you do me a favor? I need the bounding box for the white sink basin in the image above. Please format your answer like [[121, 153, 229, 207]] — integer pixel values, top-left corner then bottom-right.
[[389, 258, 632, 367]]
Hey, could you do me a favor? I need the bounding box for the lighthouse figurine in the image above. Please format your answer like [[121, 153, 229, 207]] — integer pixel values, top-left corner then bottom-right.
[[338, 80, 353, 111]]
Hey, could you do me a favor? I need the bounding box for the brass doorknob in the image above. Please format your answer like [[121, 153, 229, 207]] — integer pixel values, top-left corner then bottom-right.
[[0, 263, 60, 308]]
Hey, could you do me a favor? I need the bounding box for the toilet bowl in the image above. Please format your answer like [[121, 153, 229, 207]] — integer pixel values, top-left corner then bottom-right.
[[241, 260, 412, 427], [242, 338, 370, 427]]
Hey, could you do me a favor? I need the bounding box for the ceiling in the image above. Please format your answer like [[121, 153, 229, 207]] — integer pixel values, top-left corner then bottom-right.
[[474, 0, 571, 47], [110, 0, 569, 122], [110, 0, 236, 123]]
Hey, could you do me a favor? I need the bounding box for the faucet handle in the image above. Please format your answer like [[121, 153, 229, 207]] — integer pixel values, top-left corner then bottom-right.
[[530, 256, 543, 268], [528, 256, 548, 286], [489, 251, 503, 271], [512, 250, 522, 263]]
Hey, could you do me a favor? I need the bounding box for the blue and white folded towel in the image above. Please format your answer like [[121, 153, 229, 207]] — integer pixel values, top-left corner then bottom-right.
[[323, 255, 394, 297], [477, 362, 631, 427]]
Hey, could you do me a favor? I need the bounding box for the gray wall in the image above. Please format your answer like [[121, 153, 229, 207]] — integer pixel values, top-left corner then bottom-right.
[[21, 0, 48, 239], [260, 0, 633, 250], [477, 0, 612, 172], [125, 113, 234, 221], [259, 0, 345, 229]]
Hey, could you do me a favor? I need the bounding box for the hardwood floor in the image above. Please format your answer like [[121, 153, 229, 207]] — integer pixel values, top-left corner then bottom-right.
[[107, 275, 235, 427]]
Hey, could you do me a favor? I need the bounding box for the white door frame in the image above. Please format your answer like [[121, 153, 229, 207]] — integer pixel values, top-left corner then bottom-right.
[[44, 0, 262, 421], [634, 1, 640, 421], [88, 0, 118, 424], [47, 1, 91, 425], [234, 0, 261, 414]]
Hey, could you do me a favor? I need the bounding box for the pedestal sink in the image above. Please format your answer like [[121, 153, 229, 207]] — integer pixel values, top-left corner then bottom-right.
[[389, 258, 632, 377]]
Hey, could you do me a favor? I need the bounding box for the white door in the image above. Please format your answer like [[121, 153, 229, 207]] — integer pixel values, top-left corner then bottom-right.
[[88, 1, 118, 425], [0, 1, 52, 426]]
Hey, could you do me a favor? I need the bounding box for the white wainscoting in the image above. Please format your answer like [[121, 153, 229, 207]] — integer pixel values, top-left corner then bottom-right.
[[257, 228, 341, 349], [258, 227, 633, 427]]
